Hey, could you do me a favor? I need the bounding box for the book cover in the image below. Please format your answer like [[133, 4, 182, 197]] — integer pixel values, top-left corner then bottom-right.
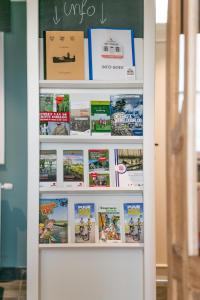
[[71, 100, 90, 135], [39, 198, 68, 244], [91, 101, 111, 135], [88, 28, 135, 81], [40, 150, 57, 187], [40, 94, 70, 135], [98, 205, 121, 242], [124, 203, 144, 243], [45, 31, 85, 80], [110, 94, 143, 136], [114, 148, 143, 187], [74, 203, 95, 243], [63, 150, 84, 188], [88, 149, 110, 187]]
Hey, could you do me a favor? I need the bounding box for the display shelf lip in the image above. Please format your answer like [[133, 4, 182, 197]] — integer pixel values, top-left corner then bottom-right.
[[39, 135, 143, 144], [39, 187, 144, 193], [39, 242, 144, 249], [39, 79, 144, 89]]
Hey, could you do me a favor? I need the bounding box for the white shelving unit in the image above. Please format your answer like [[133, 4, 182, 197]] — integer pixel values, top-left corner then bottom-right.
[[27, 1, 155, 300]]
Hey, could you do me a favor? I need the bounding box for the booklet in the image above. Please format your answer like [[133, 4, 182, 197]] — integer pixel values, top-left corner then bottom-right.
[[88, 28, 135, 81], [40, 150, 57, 187], [45, 31, 85, 80], [63, 150, 84, 188], [91, 101, 111, 135], [71, 100, 90, 135], [124, 203, 144, 243]]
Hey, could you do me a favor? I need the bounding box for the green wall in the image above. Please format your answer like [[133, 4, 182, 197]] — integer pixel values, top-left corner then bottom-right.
[[0, 2, 27, 267]]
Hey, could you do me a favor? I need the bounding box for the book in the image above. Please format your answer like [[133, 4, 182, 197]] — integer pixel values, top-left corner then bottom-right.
[[45, 31, 85, 80], [88, 28, 135, 81], [40, 94, 70, 135], [74, 203, 95, 243], [63, 150, 84, 188], [39, 198, 68, 244], [110, 94, 143, 136], [71, 100, 90, 135], [88, 149, 110, 187], [114, 148, 143, 187], [40, 150, 57, 187], [124, 203, 144, 243], [91, 101, 111, 135], [98, 205, 121, 242]]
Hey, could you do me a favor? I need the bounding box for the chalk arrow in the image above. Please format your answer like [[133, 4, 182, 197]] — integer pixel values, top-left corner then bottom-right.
[[100, 3, 107, 24], [53, 6, 62, 25]]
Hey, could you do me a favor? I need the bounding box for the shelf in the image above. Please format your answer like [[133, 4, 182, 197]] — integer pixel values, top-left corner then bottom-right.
[[39, 80, 144, 90], [40, 135, 143, 144], [39, 243, 144, 249], [39, 187, 143, 194]]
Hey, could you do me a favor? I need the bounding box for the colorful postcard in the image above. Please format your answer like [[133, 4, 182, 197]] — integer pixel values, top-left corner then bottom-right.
[[74, 203, 95, 243], [124, 203, 144, 243], [39, 198, 68, 244]]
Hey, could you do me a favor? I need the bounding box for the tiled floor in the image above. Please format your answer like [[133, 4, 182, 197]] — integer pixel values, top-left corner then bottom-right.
[[0, 280, 167, 300]]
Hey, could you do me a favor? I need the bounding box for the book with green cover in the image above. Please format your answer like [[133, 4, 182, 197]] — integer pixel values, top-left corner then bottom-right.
[[91, 101, 111, 135]]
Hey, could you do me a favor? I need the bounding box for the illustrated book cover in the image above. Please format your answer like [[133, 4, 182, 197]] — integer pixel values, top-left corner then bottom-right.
[[114, 148, 143, 187], [39, 198, 68, 244], [124, 203, 144, 243], [88, 149, 110, 187], [98, 205, 121, 242], [110, 94, 143, 136], [74, 203, 95, 243], [71, 100, 90, 135], [63, 150, 84, 188], [40, 93, 70, 135], [91, 101, 111, 135], [40, 150, 57, 187], [45, 31, 85, 80], [88, 28, 135, 81]]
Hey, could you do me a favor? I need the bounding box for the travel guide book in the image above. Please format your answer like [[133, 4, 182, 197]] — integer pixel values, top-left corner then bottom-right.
[[114, 148, 143, 187], [63, 150, 84, 188], [98, 205, 121, 242], [45, 31, 85, 80], [40, 94, 70, 135], [39, 198, 68, 244], [110, 94, 143, 136], [74, 203, 95, 243], [88, 149, 110, 187], [71, 100, 90, 135], [88, 28, 135, 81], [40, 150, 57, 187], [124, 203, 144, 243], [91, 101, 111, 135]]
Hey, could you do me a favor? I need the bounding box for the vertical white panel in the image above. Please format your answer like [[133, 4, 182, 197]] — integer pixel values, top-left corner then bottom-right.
[[27, 0, 40, 299], [0, 33, 5, 164], [144, 0, 156, 299]]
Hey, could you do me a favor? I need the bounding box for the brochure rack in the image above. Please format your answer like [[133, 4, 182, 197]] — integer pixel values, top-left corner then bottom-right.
[[27, 1, 155, 299]]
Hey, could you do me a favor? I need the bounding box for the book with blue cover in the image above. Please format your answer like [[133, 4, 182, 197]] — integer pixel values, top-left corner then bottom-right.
[[110, 94, 143, 136], [88, 28, 135, 81]]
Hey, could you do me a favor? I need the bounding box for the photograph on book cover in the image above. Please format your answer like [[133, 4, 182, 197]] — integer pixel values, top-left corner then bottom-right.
[[0, 33, 4, 164]]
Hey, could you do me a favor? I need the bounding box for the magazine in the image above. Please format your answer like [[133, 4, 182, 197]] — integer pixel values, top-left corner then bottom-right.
[[71, 100, 90, 135], [45, 31, 85, 80], [88, 28, 135, 81], [124, 203, 144, 243], [98, 205, 121, 242], [114, 148, 143, 187], [110, 94, 143, 136], [40, 94, 70, 136], [40, 150, 57, 187], [74, 203, 95, 243], [63, 150, 84, 188], [39, 198, 68, 244], [88, 149, 110, 187], [91, 101, 111, 135]]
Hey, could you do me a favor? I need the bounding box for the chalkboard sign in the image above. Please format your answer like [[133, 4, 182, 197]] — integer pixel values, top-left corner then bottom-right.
[[0, 0, 11, 32], [39, 0, 144, 38]]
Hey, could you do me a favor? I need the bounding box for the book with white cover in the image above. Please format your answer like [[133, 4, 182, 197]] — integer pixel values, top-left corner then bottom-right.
[[88, 28, 135, 81]]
